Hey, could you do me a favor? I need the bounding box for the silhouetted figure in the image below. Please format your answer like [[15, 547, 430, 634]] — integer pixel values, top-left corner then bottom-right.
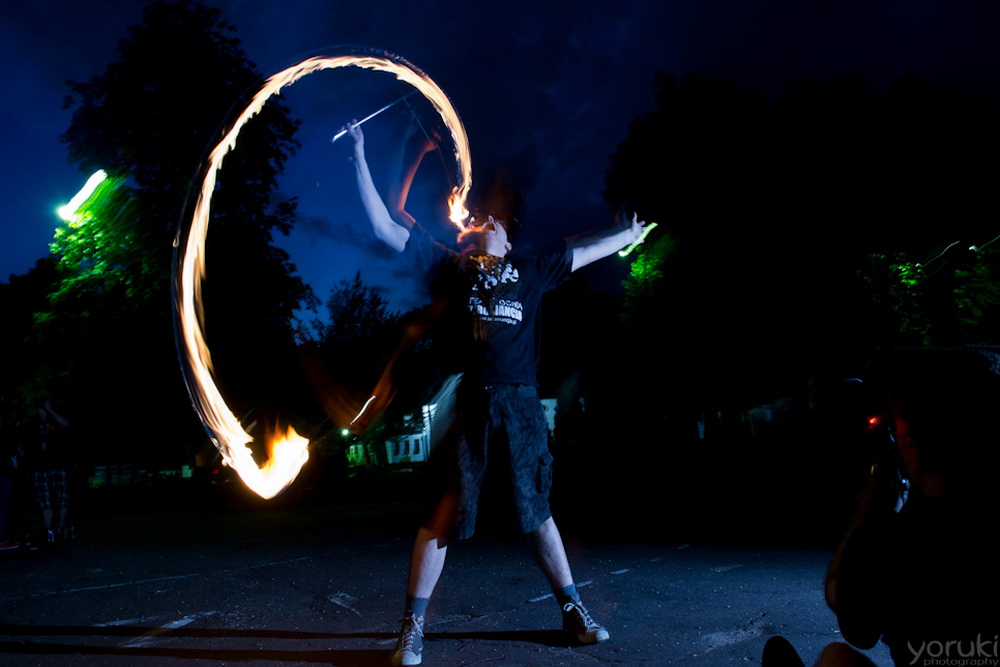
[[763, 346, 1000, 666], [25, 399, 76, 545], [344, 119, 646, 666]]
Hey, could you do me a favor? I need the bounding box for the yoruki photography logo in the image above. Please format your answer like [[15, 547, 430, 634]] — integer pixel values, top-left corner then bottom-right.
[[909, 634, 1000, 666]]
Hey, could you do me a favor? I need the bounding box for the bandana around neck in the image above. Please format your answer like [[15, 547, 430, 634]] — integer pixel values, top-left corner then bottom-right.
[[468, 252, 506, 278]]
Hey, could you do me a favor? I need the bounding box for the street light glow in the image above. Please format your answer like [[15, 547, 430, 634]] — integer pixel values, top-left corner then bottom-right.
[[57, 170, 108, 222]]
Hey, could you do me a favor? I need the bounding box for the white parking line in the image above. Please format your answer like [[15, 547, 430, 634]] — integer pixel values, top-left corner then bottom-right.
[[119, 611, 219, 648]]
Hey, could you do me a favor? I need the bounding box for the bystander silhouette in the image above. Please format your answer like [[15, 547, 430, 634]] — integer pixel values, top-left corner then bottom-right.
[[763, 346, 1000, 666]]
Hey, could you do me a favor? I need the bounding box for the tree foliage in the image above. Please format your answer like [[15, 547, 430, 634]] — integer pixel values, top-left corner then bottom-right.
[[47, 175, 151, 306], [322, 271, 397, 344], [0, 259, 59, 403], [317, 271, 400, 399], [32, 0, 312, 464], [302, 271, 441, 460], [604, 71, 1000, 416]]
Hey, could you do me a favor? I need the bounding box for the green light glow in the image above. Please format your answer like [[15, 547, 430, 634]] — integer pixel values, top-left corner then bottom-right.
[[618, 222, 659, 257], [57, 170, 108, 222]]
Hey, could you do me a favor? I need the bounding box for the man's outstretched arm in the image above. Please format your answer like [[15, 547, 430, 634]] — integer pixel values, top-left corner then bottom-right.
[[344, 122, 410, 253], [567, 213, 647, 272]]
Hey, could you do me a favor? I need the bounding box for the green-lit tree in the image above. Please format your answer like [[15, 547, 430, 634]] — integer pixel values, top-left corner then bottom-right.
[[953, 245, 1000, 338], [36, 0, 311, 466], [32, 174, 147, 397], [605, 71, 1000, 419]]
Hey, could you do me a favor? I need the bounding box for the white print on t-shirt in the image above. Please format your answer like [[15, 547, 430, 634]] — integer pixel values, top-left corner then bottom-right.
[[473, 260, 519, 291], [469, 259, 522, 325], [469, 296, 523, 324]]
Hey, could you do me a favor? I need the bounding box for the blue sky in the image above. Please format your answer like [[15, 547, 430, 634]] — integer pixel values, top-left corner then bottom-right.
[[3, 0, 998, 312]]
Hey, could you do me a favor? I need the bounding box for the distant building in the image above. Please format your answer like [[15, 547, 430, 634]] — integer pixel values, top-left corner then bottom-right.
[[381, 397, 558, 467], [384, 432, 429, 465], [383, 403, 436, 466]]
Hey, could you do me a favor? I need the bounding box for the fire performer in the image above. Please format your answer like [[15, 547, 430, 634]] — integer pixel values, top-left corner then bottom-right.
[[344, 119, 645, 666]]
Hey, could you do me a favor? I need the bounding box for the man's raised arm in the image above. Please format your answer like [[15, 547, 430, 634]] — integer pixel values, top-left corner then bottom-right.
[[387, 118, 439, 231], [567, 213, 647, 272], [344, 122, 410, 253]]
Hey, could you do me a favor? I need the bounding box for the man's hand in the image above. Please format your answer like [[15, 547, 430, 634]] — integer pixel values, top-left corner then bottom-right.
[[402, 115, 440, 156], [342, 120, 364, 156], [618, 212, 647, 246], [568, 212, 650, 271]]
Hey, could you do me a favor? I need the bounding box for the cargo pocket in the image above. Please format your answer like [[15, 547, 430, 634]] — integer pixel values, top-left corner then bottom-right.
[[537, 451, 554, 493]]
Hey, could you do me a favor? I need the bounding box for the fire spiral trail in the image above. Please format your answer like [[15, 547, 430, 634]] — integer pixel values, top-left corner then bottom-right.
[[173, 48, 472, 498]]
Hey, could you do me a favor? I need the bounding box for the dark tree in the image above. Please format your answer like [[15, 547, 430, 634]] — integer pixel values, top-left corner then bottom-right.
[[322, 272, 396, 344], [44, 0, 311, 466], [0, 259, 59, 403], [604, 71, 1000, 421], [299, 271, 443, 468], [318, 271, 400, 400]]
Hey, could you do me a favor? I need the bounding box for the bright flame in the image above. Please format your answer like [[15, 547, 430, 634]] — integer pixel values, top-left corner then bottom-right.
[[58, 170, 108, 222], [174, 49, 471, 498], [448, 191, 470, 228]]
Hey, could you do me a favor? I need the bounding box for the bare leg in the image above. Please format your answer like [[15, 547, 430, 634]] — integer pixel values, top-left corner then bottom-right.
[[529, 516, 609, 644], [41, 508, 56, 542], [407, 528, 448, 598], [406, 492, 459, 598], [393, 494, 458, 666], [526, 516, 574, 590]]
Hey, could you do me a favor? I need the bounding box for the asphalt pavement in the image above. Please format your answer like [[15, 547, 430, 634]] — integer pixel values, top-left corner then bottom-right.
[[0, 477, 893, 666]]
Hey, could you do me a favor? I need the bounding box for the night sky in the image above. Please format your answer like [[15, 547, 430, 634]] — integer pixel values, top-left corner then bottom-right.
[[3, 0, 999, 313]]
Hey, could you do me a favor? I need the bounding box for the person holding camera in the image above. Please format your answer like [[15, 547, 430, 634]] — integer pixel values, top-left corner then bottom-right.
[[764, 346, 1000, 666]]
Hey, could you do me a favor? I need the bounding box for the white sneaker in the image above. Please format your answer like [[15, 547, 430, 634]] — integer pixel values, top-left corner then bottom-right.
[[390, 614, 423, 666], [562, 601, 610, 644]]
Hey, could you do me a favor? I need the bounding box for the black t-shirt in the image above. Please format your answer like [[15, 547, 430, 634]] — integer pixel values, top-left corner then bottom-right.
[[404, 228, 573, 386]]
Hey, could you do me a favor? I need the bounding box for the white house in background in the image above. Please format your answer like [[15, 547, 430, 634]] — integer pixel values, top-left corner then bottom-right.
[[383, 403, 437, 466], [383, 398, 558, 467]]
